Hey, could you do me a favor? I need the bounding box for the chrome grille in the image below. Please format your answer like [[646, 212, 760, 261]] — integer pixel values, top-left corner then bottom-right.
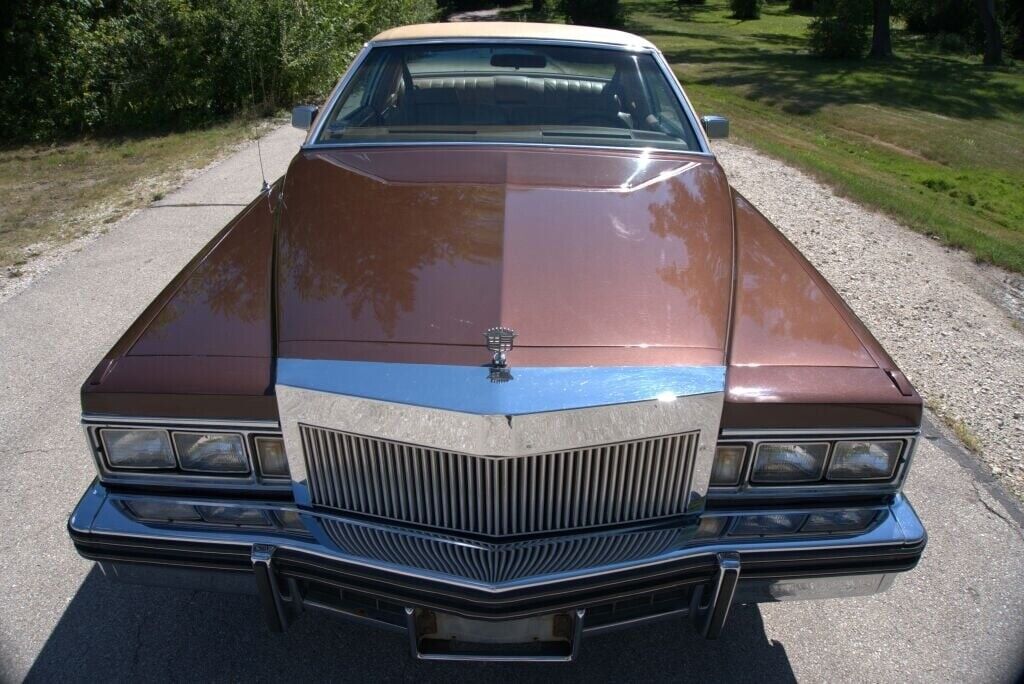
[[300, 424, 699, 537], [321, 518, 684, 584]]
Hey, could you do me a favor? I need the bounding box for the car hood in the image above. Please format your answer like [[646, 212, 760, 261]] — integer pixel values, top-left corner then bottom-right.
[[276, 146, 735, 367]]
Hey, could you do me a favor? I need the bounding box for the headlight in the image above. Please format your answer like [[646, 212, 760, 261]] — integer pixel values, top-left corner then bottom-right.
[[102, 429, 175, 469], [710, 445, 746, 486], [751, 443, 828, 483], [255, 437, 290, 479], [828, 441, 902, 480], [173, 432, 249, 473]]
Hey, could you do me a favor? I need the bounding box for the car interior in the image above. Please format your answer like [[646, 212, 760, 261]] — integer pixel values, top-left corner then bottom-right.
[[318, 45, 699, 149]]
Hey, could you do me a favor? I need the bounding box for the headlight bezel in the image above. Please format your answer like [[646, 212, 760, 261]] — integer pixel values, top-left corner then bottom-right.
[[709, 429, 918, 501], [84, 416, 292, 492]]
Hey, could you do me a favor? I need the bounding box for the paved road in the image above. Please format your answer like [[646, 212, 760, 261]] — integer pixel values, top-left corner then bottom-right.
[[1, 126, 1022, 683]]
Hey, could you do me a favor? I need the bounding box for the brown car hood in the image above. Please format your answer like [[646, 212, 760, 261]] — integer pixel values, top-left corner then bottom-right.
[[276, 146, 735, 366]]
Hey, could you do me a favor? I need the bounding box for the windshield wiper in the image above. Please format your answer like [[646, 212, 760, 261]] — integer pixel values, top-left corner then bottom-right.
[[541, 130, 633, 140], [386, 129, 478, 135]]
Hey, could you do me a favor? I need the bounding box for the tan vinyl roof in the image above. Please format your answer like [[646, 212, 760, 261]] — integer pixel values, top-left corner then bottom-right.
[[371, 22, 656, 49]]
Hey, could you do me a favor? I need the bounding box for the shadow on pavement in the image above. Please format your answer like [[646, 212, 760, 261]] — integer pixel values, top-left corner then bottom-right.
[[26, 567, 796, 682]]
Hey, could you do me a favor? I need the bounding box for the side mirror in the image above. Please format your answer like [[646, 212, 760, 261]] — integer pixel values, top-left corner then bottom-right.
[[292, 105, 319, 131], [701, 115, 729, 139]]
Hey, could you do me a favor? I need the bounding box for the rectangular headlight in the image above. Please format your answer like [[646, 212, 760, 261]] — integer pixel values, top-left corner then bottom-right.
[[172, 432, 249, 473], [751, 443, 828, 483], [828, 441, 902, 480], [255, 437, 290, 479], [710, 445, 745, 486], [102, 429, 175, 469]]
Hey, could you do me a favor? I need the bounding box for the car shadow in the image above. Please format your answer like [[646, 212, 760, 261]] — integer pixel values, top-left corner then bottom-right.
[[25, 567, 797, 682]]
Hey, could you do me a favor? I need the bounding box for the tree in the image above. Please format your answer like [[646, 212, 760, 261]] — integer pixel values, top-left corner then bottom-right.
[[975, 0, 1002, 64], [869, 0, 893, 57]]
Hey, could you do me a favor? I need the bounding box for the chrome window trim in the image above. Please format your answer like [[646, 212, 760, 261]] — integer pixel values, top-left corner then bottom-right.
[[710, 429, 920, 501], [305, 38, 711, 156], [82, 417, 290, 492]]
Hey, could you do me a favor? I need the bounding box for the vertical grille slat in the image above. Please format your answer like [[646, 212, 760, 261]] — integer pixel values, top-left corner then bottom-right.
[[299, 425, 700, 537]]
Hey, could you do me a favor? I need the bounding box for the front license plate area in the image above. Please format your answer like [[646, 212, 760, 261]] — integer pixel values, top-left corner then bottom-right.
[[408, 608, 584, 661]]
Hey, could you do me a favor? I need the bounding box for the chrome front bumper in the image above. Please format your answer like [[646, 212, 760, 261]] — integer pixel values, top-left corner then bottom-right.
[[69, 482, 925, 660]]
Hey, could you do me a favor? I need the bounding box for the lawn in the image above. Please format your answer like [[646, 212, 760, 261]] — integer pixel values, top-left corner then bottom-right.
[[0, 117, 276, 276], [506, 0, 1024, 272]]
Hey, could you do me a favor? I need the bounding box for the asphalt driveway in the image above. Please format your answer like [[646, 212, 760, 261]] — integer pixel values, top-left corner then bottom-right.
[[0, 126, 1021, 682]]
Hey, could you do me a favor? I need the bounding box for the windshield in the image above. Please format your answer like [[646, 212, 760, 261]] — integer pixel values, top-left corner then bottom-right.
[[315, 43, 701, 152]]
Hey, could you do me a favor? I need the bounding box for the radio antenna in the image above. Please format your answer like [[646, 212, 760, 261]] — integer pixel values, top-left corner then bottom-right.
[[256, 136, 269, 194], [248, 53, 270, 195]]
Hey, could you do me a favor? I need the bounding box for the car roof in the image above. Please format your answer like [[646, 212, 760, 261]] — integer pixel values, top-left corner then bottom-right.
[[371, 22, 657, 50]]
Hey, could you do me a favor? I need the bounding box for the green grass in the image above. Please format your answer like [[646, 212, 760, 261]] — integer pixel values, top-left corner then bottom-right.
[[0, 117, 277, 274], [621, 0, 1024, 271], [504, 0, 1024, 271]]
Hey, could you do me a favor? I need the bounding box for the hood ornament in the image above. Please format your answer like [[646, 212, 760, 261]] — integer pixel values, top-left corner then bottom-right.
[[484, 327, 516, 368]]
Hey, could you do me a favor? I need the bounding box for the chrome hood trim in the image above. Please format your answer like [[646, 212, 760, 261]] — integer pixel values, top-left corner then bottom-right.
[[277, 359, 725, 415], [276, 360, 725, 510]]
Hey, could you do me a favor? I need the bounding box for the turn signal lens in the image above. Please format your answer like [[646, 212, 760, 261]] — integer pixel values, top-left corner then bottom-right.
[[102, 429, 175, 469], [802, 509, 877, 533], [828, 441, 902, 480], [751, 443, 828, 483], [196, 505, 271, 527], [124, 500, 201, 522], [255, 437, 290, 479], [173, 432, 248, 473], [729, 513, 806, 536], [710, 446, 746, 486]]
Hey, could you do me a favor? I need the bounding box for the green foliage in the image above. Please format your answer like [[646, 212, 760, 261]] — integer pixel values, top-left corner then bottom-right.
[[730, 0, 763, 19], [808, 0, 871, 58], [894, 0, 1024, 58], [788, 0, 814, 11], [559, 0, 624, 27], [894, 0, 976, 36], [0, 0, 436, 141]]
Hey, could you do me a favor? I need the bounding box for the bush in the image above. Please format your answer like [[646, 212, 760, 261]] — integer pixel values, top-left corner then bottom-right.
[[730, 0, 763, 19], [894, 0, 976, 36], [788, 0, 814, 11], [559, 0, 624, 27], [935, 31, 968, 53], [808, 0, 872, 58], [0, 0, 436, 141]]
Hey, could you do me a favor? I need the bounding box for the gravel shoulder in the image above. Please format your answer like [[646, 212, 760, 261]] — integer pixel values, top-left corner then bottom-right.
[[714, 140, 1024, 503]]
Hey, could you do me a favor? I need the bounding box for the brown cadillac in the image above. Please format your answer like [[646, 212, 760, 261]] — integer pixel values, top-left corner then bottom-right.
[[69, 23, 926, 660]]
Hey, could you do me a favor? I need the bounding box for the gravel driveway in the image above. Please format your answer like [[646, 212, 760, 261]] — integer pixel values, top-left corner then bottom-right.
[[713, 141, 1024, 503], [0, 128, 1021, 682]]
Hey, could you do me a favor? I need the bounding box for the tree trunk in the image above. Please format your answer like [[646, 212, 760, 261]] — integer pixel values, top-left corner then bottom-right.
[[869, 0, 893, 58], [976, 0, 1003, 65]]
